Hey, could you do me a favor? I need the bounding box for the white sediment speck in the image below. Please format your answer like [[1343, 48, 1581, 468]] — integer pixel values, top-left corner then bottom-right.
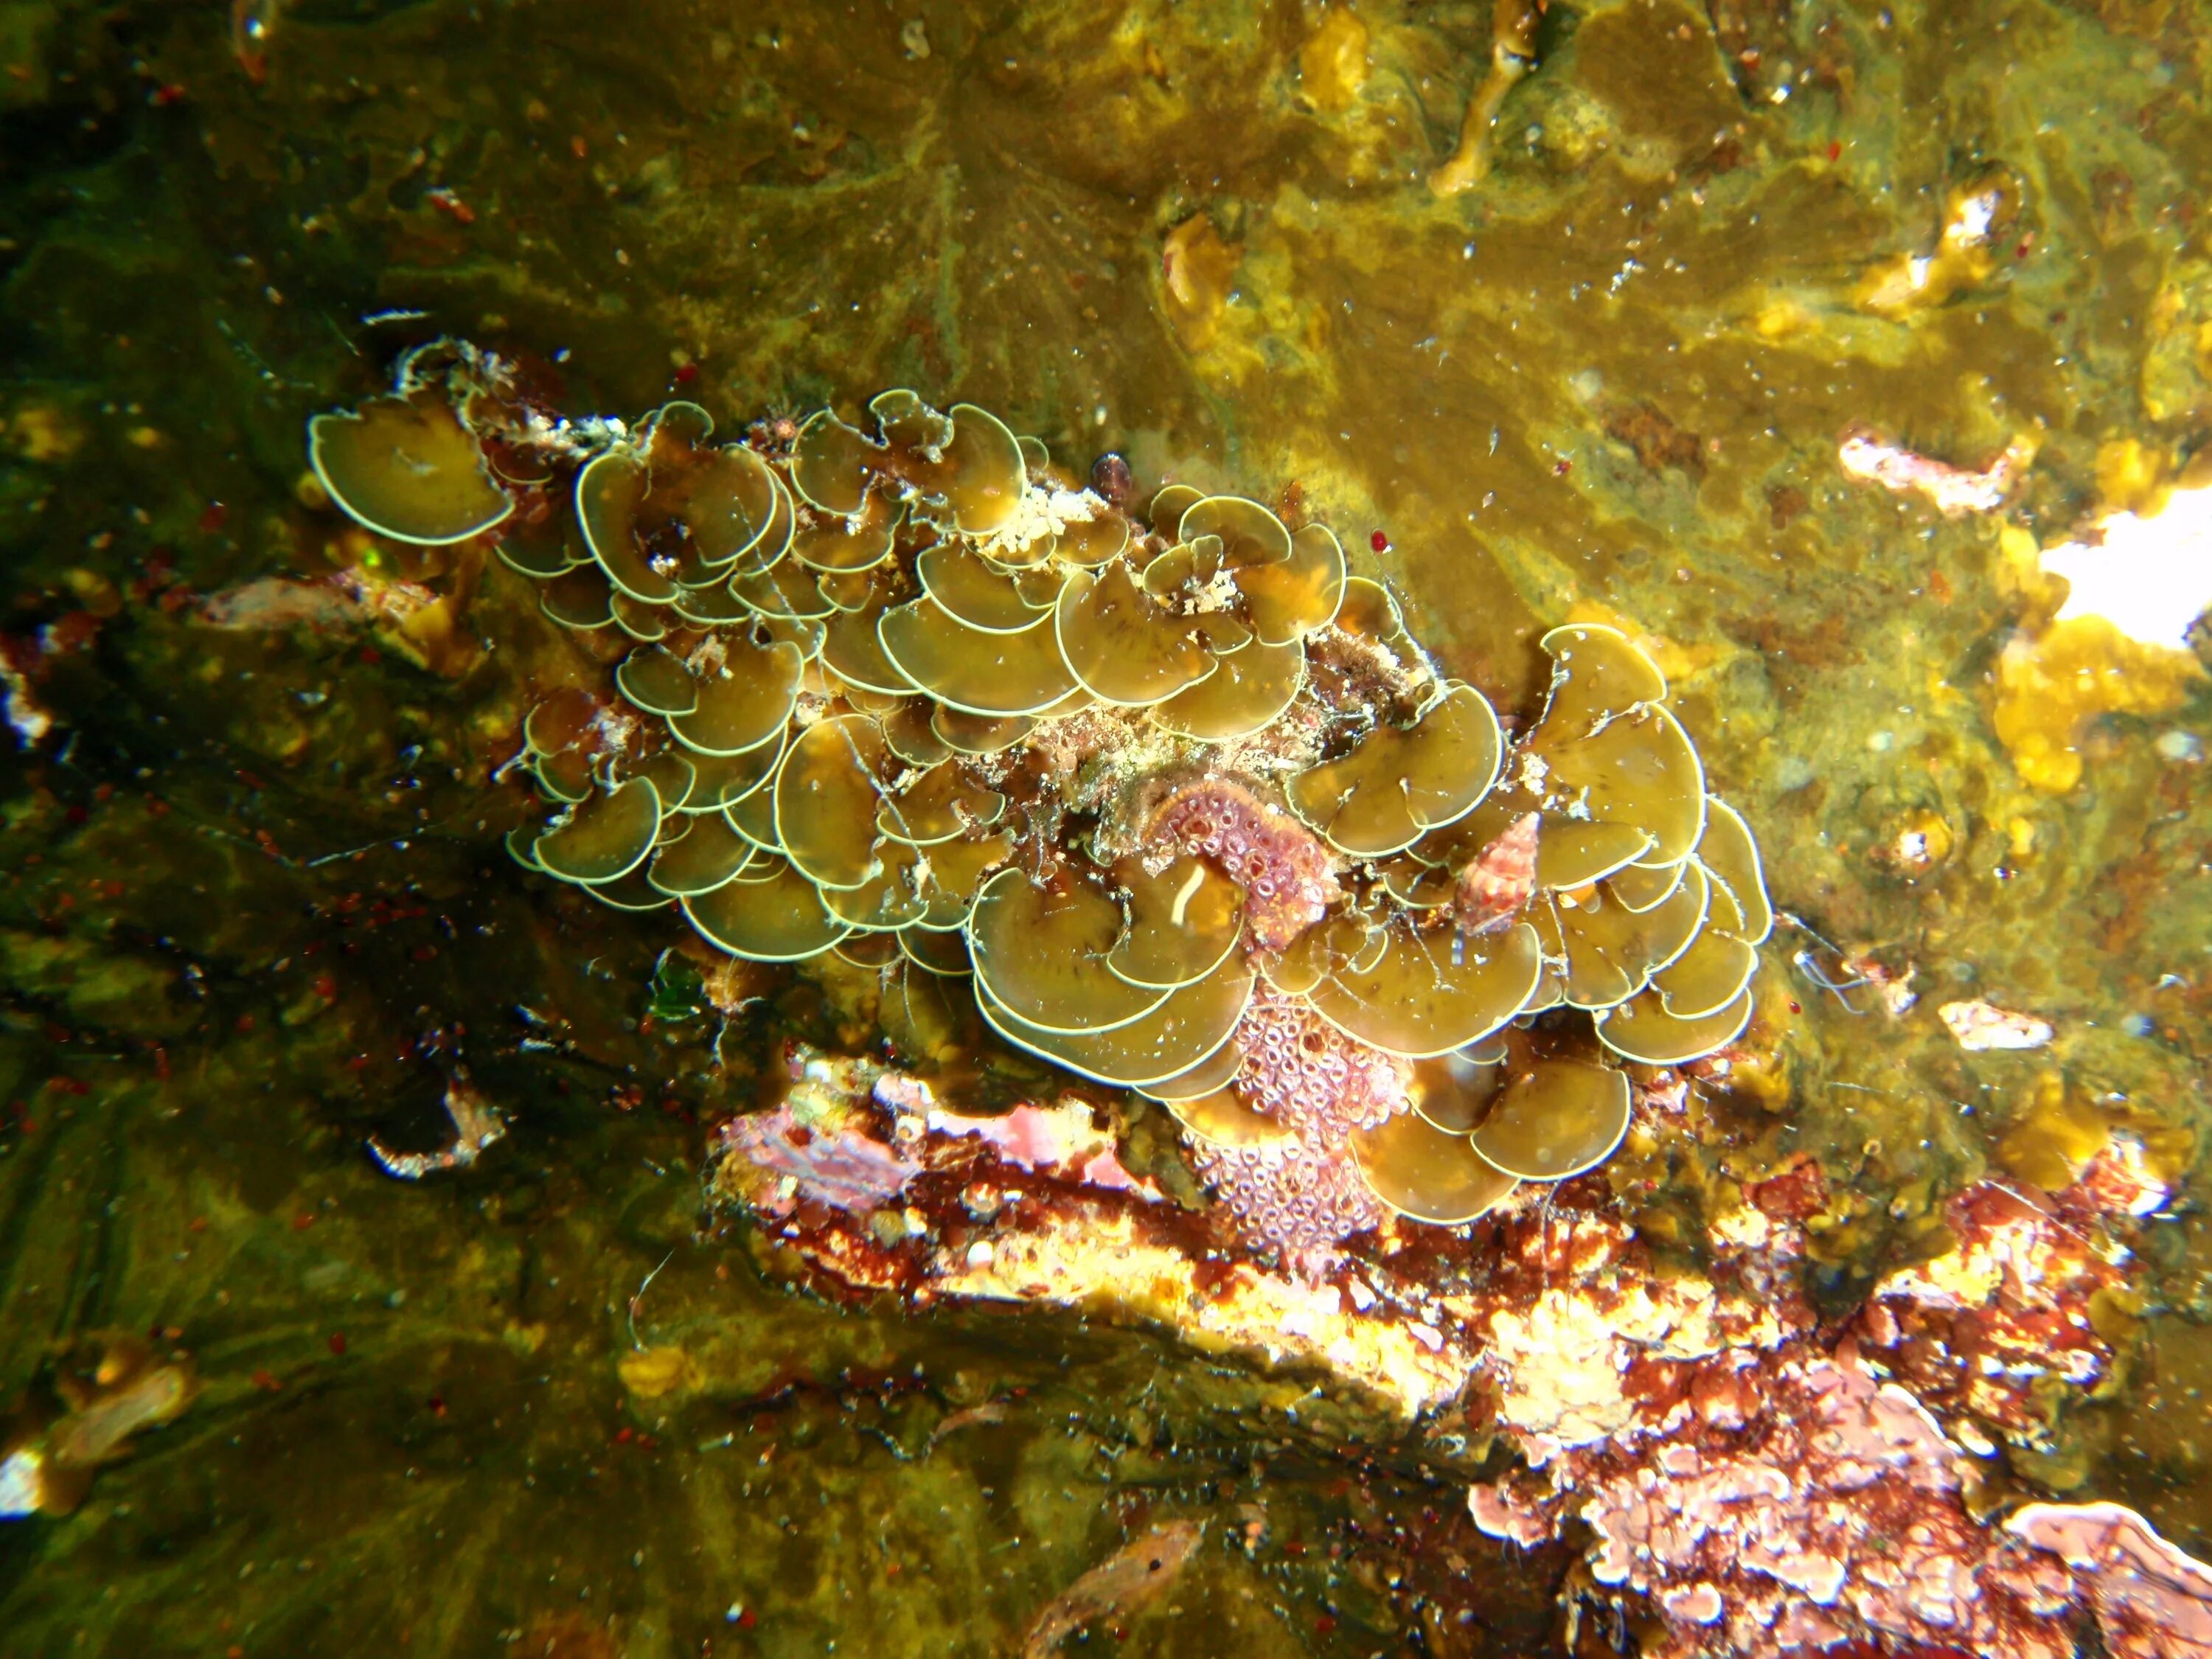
[[1938, 999, 2052, 1052]]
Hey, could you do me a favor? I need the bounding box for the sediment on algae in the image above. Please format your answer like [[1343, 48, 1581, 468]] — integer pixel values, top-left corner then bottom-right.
[[311, 343, 1777, 1256]]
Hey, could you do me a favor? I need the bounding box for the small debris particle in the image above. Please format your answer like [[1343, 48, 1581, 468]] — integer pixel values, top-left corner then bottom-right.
[[1938, 999, 2052, 1052]]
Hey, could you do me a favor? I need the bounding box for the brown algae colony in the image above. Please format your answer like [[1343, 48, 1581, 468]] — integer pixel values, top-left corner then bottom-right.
[[311, 347, 1772, 1257]]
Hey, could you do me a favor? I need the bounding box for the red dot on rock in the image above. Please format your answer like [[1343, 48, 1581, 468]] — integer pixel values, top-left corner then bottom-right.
[[1368, 530, 1388, 552]]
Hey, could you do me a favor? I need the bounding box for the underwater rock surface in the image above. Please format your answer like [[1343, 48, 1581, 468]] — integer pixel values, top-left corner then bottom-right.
[[3, 0, 2212, 1652]]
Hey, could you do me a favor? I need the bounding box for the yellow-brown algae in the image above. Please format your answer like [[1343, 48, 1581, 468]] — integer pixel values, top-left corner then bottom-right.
[[315, 355, 1776, 1258], [1428, 0, 1543, 198]]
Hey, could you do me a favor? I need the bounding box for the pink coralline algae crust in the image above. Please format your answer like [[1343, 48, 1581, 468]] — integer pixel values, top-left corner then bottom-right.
[[925, 1102, 1161, 1197], [1453, 810, 1540, 934], [1565, 1345, 2072, 1656], [717, 1051, 2212, 1658], [2006, 1503, 2212, 1659], [1469, 1150, 2211, 1659], [1147, 779, 1340, 951], [714, 1102, 920, 1218], [1858, 1175, 2132, 1444]]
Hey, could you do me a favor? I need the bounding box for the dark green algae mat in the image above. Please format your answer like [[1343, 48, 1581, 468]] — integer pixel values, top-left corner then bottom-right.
[[4, 0, 2212, 1652]]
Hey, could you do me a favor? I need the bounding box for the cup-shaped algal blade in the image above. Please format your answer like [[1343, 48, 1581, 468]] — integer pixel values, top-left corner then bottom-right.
[[1309, 915, 1542, 1057], [732, 557, 835, 620], [647, 810, 759, 897], [1257, 908, 1371, 996], [1532, 703, 1707, 871], [576, 449, 681, 605], [913, 830, 1015, 931], [736, 473, 798, 577], [1051, 514, 1130, 568], [878, 599, 1077, 717], [671, 578, 751, 627], [977, 962, 1253, 1088], [723, 780, 782, 851], [1106, 856, 1245, 990], [1538, 818, 1655, 891], [1349, 1110, 1518, 1224], [898, 924, 973, 976], [582, 868, 677, 912], [1287, 682, 1503, 857], [682, 856, 849, 962], [824, 583, 919, 699], [791, 486, 901, 574], [496, 512, 589, 578], [791, 411, 882, 515], [1595, 984, 1753, 1065], [932, 706, 1037, 755], [869, 388, 954, 457], [1406, 1047, 1504, 1133], [1055, 563, 1216, 708], [615, 647, 699, 717], [534, 776, 662, 884], [967, 868, 1169, 1035], [759, 613, 827, 661], [918, 543, 1059, 633], [835, 931, 903, 968], [308, 392, 514, 546], [664, 643, 798, 760], [1150, 636, 1305, 742], [774, 714, 892, 891], [682, 445, 782, 568], [1696, 795, 1773, 945], [876, 700, 949, 766], [1178, 495, 1292, 568], [524, 687, 599, 756], [1604, 855, 1685, 914], [1134, 1038, 1246, 1102], [1165, 1084, 1298, 1150], [1549, 863, 1710, 1011], [681, 732, 784, 815], [1237, 524, 1346, 644], [614, 405, 780, 571], [533, 748, 594, 804], [876, 763, 1005, 846], [1535, 623, 1669, 734], [1649, 922, 1759, 1021], [611, 590, 672, 643], [1471, 1058, 1632, 1181], [928, 404, 1029, 536], [821, 836, 930, 931], [627, 748, 698, 814], [816, 566, 883, 613], [1149, 484, 1203, 539], [1332, 577, 1411, 649]]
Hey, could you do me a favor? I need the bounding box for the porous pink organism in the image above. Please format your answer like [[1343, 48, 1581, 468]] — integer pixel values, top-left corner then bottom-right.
[[1186, 1137, 1386, 1259], [1149, 780, 1340, 951], [1232, 987, 1408, 1140], [1183, 988, 1411, 1256], [1453, 810, 1540, 933]]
